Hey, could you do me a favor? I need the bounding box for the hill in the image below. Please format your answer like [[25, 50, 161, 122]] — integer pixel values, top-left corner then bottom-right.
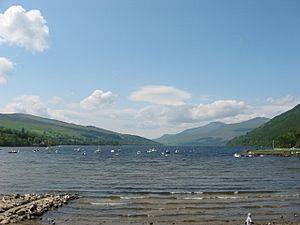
[[228, 104, 300, 147], [0, 113, 158, 146], [154, 117, 269, 146]]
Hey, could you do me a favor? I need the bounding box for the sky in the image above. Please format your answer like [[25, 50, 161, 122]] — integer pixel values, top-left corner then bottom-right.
[[0, 0, 299, 139]]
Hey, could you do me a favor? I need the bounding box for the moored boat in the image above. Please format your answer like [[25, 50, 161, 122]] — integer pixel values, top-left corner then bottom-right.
[[8, 149, 18, 154]]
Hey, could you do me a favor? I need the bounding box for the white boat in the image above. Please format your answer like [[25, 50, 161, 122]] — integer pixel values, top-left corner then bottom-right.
[[233, 153, 241, 158], [147, 148, 157, 153], [8, 149, 18, 154], [94, 149, 101, 153], [74, 147, 81, 152]]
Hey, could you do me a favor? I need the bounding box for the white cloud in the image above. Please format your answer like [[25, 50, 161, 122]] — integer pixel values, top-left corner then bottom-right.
[[47, 109, 81, 123], [239, 94, 299, 121], [80, 90, 116, 110], [267, 94, 296, 105], [221, 95, 299, 124], [0, 57, 14, 84], [0, 5, 49, 52], [3, 95, 48, 116], [137, 100, 246, 125], [49, 96, 63, 105], [189, 100, 246, 122], [129, 85, 191, 105]]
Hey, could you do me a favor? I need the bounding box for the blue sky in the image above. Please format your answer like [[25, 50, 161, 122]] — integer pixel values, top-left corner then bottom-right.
[[0, 0, 299, 138]]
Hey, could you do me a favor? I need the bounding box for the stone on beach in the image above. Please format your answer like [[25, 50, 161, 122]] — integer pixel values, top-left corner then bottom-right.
[[0, 193, 78, 224]]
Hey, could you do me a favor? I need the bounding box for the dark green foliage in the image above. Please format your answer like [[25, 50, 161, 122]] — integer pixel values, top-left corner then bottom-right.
[[0, 113, 158, 146], [276, 129, 300, 148], [228, 104, 300, 147]]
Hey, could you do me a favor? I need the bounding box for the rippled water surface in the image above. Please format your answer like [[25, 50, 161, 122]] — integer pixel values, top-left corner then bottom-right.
[[0, 146, 299, 224]]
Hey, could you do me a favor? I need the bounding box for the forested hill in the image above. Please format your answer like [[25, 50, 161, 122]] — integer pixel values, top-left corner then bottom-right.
[[0, 113, 158, 146], [154, 117, 269, 146], [228, 104, 300, 147]]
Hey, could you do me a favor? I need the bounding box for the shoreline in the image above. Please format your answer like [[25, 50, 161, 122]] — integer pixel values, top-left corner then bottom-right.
[[239, 148, 300, 157], [12, 221, 300, 225], [0, 193, 298, 225]]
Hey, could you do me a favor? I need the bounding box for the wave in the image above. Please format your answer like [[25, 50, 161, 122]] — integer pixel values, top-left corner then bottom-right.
[[120, 196, 148, 200], [183, 197, 204, 200], [171, 191, 204, 195], [104, 190, 279, 196], [216, 196, 248, 199], [85, 190, 298, 202], [89, 202, 126, 206]]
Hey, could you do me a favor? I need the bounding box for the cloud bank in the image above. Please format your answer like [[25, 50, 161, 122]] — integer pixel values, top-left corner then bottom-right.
[[136, 100, 246, 127], [0, 57, 14, 84], [0, 87, 299, 138], [3, 95, 48, 116], [0, 5, 49, 52]]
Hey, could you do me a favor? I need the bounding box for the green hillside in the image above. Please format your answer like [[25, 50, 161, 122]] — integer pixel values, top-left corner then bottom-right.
[[154, 117, 269, 146], [0, 113, 158, 146], [228, 104, 300, 147]]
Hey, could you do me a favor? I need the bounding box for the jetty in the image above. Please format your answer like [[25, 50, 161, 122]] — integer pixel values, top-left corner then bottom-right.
[[241, 148, 300, 157], [0, 193, 79, 224]]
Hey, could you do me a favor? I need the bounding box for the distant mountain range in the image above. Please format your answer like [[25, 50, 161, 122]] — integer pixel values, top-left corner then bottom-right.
[[154, 117, 269, 146], [228, 104, 300, 147], [2, 104, 298, 148], [0, 113, 158, 146]]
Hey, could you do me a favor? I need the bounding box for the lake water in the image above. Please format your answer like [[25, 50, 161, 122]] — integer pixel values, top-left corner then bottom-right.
[[0, 146, 299, 224]]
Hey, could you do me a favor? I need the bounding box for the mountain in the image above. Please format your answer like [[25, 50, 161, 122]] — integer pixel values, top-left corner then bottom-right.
[[154, 117, 269, 146], [0, 113, 158, 146], [228, 104, 300, 147]]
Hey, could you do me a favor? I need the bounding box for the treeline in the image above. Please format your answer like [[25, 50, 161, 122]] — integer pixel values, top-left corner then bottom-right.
[[275, 129, 300, 148], [227, 104, 300, 148], [0, 127, 39, 146], [0, 127, 119, 146], [228, 128, 300, 148]]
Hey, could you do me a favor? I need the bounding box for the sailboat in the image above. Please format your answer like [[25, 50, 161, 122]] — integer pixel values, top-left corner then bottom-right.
[[94, 148, 101, 153], [94, 139, 101, 153]]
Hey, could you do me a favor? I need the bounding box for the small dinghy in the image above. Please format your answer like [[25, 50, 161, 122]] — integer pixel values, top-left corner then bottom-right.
[[233, 153, 241, 158]]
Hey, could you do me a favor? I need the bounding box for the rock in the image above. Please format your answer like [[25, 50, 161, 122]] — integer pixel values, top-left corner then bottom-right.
[[17, 208, 26, 215], [0, 193, 79, 224], [18, 215, 25, 221], [10, 218, 17, 223], [29, 203, 37, 212], [0, 219, 9, 225], [13, 193, 20, 199]]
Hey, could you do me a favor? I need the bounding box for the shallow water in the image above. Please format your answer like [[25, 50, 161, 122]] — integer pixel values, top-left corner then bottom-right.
[[0, 146, 299, 224]]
